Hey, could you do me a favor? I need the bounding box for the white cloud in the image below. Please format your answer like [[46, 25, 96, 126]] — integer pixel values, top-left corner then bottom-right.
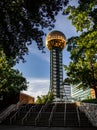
[[22, 77, 50, 100]]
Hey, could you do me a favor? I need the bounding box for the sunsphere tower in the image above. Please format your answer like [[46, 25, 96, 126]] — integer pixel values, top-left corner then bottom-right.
[[46, 30, 66, 99]]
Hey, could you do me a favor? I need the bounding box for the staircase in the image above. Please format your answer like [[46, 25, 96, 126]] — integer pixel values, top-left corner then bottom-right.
[[51, 103, 65, 127], [65, 103, 79, 127], [2, 104, 43, 125], [35, 104, 54, 127], [23, 104, 43, 126], [1, 102, 95, 127]]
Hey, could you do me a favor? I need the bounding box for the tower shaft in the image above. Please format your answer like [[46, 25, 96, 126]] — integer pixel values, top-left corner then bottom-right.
[[50, 47, 63, 99], [46, 30, 66, 100]]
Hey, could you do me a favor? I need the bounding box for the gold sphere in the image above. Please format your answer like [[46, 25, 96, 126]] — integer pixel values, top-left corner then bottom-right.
[[46, 30, 66, 50]]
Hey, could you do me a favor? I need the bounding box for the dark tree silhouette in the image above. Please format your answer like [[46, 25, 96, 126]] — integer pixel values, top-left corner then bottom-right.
[[0, 0, 68, 63]]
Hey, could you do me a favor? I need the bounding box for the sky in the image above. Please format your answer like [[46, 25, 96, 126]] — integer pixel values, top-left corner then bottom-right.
[[14, 0, 80, 100]]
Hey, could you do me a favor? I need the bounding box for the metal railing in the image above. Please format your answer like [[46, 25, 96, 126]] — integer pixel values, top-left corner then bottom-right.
[[0, 104, 16, 123], [35, 100, 49, 127], [10, 103, 28, 124], [49, 103, 57, 127], [76, 106, 80, 126], [10, 107, 20, 124], [0, 100, 25, 123], [21, 105, 34, 125], [64, 102, 67, 126], [35, 105, 44, 127]]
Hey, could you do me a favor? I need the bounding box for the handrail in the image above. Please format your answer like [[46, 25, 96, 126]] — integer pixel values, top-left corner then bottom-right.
[[10, 108, 20, 124], [0, 100, 25, 124], [22, 105, 34, 125], [49, 105, 55, 127], [49, 103, 57, 127], [76, 106, 80, 126], [43, 100, 49, 112], [10, 103, 26, 124], [64, 102, 66, 126], [0, 104, 16, 123], [35, 104, 44, 126], [16, 101, 23, 109], [35, 100, 50, 126], [0, 99, 25, 124]]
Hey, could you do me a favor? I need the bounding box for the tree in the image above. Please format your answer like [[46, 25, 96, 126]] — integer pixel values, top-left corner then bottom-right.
[[35, 91, 54, 104], [35, 95, 48, 104], [0, 50, 28, 94], [0, 0, 68, 63], [0, 50, 12, 93], [35, 96, 42, 104], [63, 0, 97, 98], [0, 49, 28, 107]]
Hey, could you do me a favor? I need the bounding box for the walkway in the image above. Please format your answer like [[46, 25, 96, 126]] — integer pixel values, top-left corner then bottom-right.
[[0, 125, 97, 130]]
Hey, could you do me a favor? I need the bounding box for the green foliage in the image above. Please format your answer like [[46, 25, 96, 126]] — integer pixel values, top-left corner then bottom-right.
[[35, 91, 54, 104], [0, 50, 10, 91], [0, 0, 68, 63], [82, 99, 97, 104], [63, 0, 97, 98], [64, 57, 97, 94], [3, 69, 28, 93], [35, 95, 48, 104], [64, 0, 97, 32], [48, 91, 54, 102], [35, 96, 43, 104], [0, 49, 28, 97]]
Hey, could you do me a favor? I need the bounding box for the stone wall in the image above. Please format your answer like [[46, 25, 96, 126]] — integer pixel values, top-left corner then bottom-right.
[[79, 102, 97, 127]]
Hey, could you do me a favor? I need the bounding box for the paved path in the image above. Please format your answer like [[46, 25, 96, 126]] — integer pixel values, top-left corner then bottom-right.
[[0, 125, 97, 130]]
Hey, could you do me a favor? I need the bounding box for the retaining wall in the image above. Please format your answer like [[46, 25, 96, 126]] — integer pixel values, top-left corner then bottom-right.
[[79, 102, 97, 127]]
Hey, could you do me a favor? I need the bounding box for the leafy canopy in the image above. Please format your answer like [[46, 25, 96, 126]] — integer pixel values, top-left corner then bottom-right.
[[0, 0, 68, 63], [64, 0, 97, 97], [0, 49, 28, 95]]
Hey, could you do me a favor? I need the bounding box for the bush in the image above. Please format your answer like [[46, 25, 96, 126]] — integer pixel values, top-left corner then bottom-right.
[[82, 98, 97, 104]]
